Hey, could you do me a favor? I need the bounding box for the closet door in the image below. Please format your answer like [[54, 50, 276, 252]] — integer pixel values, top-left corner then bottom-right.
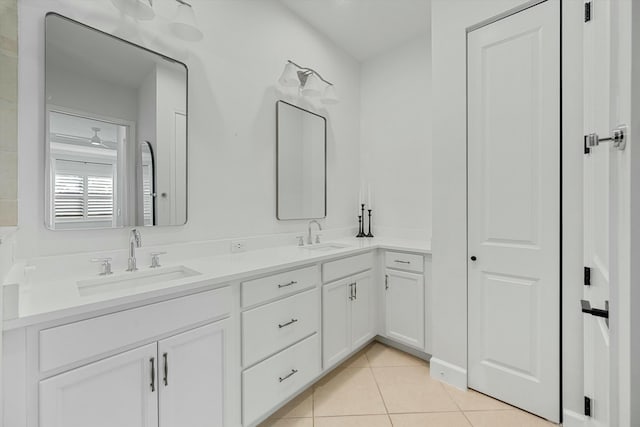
[[467, 0, 560, 422], [40, 344, 159, 427], [158, 321, 227, 427]]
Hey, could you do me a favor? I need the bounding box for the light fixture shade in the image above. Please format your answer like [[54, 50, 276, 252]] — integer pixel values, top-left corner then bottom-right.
[[301, 73, 324, 97], [278, 62, 300, 87], [322, 84, 339, 104], [170, 3, 203, 42], [111, 0, 155, 21]]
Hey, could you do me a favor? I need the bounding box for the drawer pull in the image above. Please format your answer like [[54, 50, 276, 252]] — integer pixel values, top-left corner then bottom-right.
[[278, 318, 299, 329], [279, 369, 298, 382], [278, 280, 298, 288], [150, 357, 156, 392], [394, 260, 411, 264]]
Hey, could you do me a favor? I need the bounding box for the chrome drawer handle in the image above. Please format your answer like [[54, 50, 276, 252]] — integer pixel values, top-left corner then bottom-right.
[[278, 318, 299, 329], [279, 369, 298, 382], [394, 260, 411, 264], [278, 280, 298, 288]]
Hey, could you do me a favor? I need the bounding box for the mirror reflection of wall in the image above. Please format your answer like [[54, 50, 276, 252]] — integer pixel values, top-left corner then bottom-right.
[[277, 101, 326, 220], [44, 13, 188, 230]]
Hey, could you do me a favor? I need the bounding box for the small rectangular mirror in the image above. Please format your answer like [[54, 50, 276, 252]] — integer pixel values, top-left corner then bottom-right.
[[276, 101, 327, 220], [45, 13, 188, 230]]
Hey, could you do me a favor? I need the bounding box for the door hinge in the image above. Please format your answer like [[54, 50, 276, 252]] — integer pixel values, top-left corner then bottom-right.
[[584, 266, 591, 286], [584, 2, 592, 22], [584, 135, 591, 154], [584, 396, 592, 417]]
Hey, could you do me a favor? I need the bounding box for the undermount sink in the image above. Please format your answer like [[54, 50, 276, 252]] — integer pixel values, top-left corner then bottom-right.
[[302, 242, 351, 252], [77, 265, 201, 297]]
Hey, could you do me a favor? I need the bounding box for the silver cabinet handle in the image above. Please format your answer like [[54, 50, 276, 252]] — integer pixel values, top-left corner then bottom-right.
[[385, 274, 389, 290], [150, 357, 156, 392], [278, 318, 299, 328], [394, 260, 411, 264], [278, 280, 297, 288], [279, 369, 298, 382], [163, 352, 168, 386], [354, 282, 357, 300]]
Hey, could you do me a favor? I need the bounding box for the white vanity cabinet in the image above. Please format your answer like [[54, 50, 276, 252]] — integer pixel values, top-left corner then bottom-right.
[[322, 253, 375, 369], [40, 343, 160, 427], [383, 251, 426, 350], [34, 287, 232, 427], [40, 320, 227, 427]]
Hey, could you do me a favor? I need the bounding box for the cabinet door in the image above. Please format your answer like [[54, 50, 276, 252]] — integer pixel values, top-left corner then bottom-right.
[[351, 271, 374, 349], [385, 269, 425, 349], [40, 343, 159, 427], [322, 279, 351, 368], [158, 320, 227, 427]]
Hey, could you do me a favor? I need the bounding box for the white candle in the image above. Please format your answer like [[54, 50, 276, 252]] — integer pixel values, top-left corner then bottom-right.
[[370, 186, 374, 210], [367, 185, 371, 209]]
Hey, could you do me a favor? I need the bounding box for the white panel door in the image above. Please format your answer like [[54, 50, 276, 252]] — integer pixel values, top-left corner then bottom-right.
[[351, 271, 374, 349], [39, 343, 159, 427], [385, 269, 424, 350], [322, 279, 351, 368], [583, 0, 612, 425], [158, 321, 227, 427], [467, 0, 560, 422]]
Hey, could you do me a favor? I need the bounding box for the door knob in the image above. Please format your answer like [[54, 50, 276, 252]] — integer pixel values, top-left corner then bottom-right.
[[470, 256, 477, 261]]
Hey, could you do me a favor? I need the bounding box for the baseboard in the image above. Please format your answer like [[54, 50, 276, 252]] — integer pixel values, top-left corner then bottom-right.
[[374, 336, 430, 361], [429, 357, 467, 390], [562, 409, 587, 427]]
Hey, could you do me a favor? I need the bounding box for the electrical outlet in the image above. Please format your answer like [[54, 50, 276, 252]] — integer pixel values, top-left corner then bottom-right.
[[231, 240, 246, 253]]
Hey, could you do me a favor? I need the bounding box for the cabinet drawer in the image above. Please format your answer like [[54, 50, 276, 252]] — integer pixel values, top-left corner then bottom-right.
[[243, 288, 319, 367], [322, 252, 373, 283], [39, 286, 231, 373], [243, 333, 320, 426], [241, 266, 318, 308], [385, 251, 424, 273]]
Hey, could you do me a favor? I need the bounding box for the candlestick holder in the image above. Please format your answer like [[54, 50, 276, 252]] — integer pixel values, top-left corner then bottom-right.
[[366, 209, 374, 238], [356, 215, 365, 237]]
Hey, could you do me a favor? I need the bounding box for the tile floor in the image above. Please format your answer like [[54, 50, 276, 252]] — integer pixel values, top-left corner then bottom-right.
[[259, 342, 559, 427]]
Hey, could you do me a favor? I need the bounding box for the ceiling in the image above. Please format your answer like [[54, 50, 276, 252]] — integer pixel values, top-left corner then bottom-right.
[[279, 0, 430, 62]]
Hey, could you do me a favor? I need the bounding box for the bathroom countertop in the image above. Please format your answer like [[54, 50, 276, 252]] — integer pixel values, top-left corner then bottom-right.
[[3, 237, 430, 330]]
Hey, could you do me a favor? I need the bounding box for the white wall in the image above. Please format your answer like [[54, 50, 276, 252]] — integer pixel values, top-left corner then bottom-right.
[[431, 0, 585, 420], [360, 36, 431, 239], [17, 0, 361, 257]]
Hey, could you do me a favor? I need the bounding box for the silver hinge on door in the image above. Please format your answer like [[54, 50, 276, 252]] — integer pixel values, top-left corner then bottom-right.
[[584, 2, 592, 22], [584, 125, 627, 152]]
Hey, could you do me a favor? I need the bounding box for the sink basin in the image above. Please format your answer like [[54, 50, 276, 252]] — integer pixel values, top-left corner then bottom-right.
[[77, 265, 201, 297], [302, 242, 351, 252]]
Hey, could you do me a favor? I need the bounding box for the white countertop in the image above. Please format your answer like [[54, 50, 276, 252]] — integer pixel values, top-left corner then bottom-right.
[[4, 237, 430, 330]]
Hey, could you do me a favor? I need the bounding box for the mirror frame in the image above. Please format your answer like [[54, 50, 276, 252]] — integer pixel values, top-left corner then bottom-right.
[[275, 100, 327, 221], [44, 12, 190, 230]]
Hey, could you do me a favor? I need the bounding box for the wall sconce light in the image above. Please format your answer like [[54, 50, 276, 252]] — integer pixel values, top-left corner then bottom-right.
[[170, 0, 203, 42], [111, 0, 155, 21], [111, 0, 203, 42], [278, 60, 339, 105]]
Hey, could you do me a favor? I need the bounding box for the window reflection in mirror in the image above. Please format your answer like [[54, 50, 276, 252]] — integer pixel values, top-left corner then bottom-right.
[[44, 13, 187, 230]]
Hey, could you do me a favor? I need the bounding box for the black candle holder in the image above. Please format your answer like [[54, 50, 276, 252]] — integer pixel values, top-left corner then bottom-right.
[[356, 215, 365, 237], [366, 209, 374, 238]]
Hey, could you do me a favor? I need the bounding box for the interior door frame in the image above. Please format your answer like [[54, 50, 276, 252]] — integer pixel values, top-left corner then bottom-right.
[[465, 0, 563, 422]]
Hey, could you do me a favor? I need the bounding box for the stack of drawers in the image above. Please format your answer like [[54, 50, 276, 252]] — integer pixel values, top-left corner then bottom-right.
[[240, 265, 321, 426]]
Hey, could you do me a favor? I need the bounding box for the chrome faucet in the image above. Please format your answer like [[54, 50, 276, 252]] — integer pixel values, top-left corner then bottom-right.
[[307, 220, 322, 245], [127, 229, 142, 272]]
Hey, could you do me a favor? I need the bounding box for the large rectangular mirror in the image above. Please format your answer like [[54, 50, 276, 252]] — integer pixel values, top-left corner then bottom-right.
[[276, 101, 326, 220], [45, 13, 188, 230]]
